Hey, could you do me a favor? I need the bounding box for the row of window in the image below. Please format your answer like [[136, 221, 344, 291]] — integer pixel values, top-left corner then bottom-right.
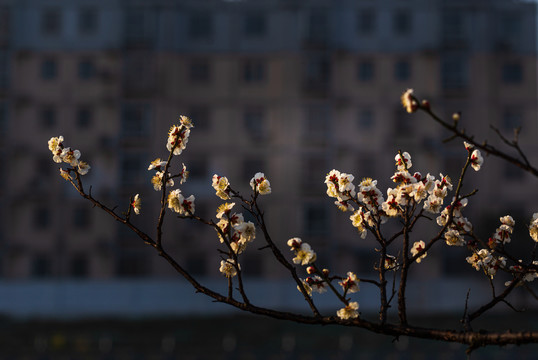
[[40, 58, 96, 80], [38, 105, 93, 129], [34, 55, 527, 90], [41, 6, 99, 36]]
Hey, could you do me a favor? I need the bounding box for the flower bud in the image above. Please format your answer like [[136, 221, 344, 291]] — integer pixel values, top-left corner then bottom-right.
[[306, 266, 316, 275], [421, 99, 430, 110]]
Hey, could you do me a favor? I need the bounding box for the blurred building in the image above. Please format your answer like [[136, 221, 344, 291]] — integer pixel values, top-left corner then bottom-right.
[[0, 0, 537, 299]]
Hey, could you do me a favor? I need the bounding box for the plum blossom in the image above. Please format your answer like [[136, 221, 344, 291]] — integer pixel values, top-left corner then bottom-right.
[[445, 228, 465, 246], [148, 158, 167, 171], [337, 302, 359, 320], [349, 209, 368, 239], [292, 243, 317, 266], [411, 240, 427, 263], [470, 149, 483, 171], [60, 147, 81, 167], [216, 202, 235, 219], [491, 215, 515, 245], [167, 123, 191, 156], [305, 276, 328, 294], [179, 115, 193, 129], [59, 168, 72, 181], [250, 172, 271, 195], [401, 89, 418, 113], [151, 171, 174, 191], [131, 194, 141, 215], [77, 161, 91, 175], [467, 249, 506, 279], [178, 163, 189, 184], [325, 170, 357, 203], [382, 188, 400, 217], [212, 174, 231, 200], [167, 189, 195, 215], [48, 136, 91, 176], [219, 259, 239, 278], [339, 272, 359, 294], [529, 213, 538, 242], [395, 152, 412, 171], [384, 255, 399, 270]]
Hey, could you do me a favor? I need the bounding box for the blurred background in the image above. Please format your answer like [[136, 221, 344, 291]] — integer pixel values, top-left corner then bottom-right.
[[1, 0, 538, 358]]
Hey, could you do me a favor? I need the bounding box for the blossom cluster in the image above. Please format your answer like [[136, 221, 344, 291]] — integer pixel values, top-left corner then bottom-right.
[[149, 158, 173, 191], [250, 172, 272, 195], [489, 215, 515, 246], [212, 175, 231, 200], [410, 240, 427, 263], [219, 259, 239, 278], [167, 189, 195, 215], [166, 116, 193, 155], [215, 202, 256, 256], [287, 237, 317, 266], [48, 136, 91, 178], [339, 272, 360, 294], [215, 203, 256, 277], [466, 249, 506, 279]]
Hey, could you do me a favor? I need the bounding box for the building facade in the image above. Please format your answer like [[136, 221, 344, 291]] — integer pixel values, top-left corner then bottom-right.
[[1, 0, 537, 285]]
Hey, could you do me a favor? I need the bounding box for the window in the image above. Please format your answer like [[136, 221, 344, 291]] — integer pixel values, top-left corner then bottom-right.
[[242, 59, 266, 83], [34, 206, 51, 229], [502, 62, 523, 84], [70, 253, 89, 278], [304, 104, 331, 142], [32, 254, 52, 278], [244, 11, 266, 38], [393, 9, 412, 35], [73, 206, 91, 229], [502, 108, 522, 131], [78, 7, 98, 35], [188, 11, 213, 40], [78, 59, 96, 80], [40, 106, 56, 128], [303, 203, 329, 237], [504, 162, 525, 181], [0, 6, 10, 42], [357, 60, 374, 82], [441, 54, 468, 90], [394, 60, 411, 81], [357, 108, 374, 129], [76, 106, 92, 129], [301, 154, 328, 195], [243, 158, 266, 181], [116, 252, 148, 277], [120, 152, 146, 186], [121, 103, 151, 137], [41, 7, 62, 36], [125, 9, 156, 45], [499, 12, 521, 40], [187, 105, 210, 130], [185, 254, 207, 276], [442, 10, 465, 42], [304, 54, 331, 90], [394, 106, 412, 137], [307, 9, 329, 43], [0, 102, 6, 133], [0, 50, 7, 90], [243, 106, 265, 140], [41, 59, 57, 80], [189, 60, 211, 84], [357, 8, 376, 35], [186, 158, 208, 181]]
